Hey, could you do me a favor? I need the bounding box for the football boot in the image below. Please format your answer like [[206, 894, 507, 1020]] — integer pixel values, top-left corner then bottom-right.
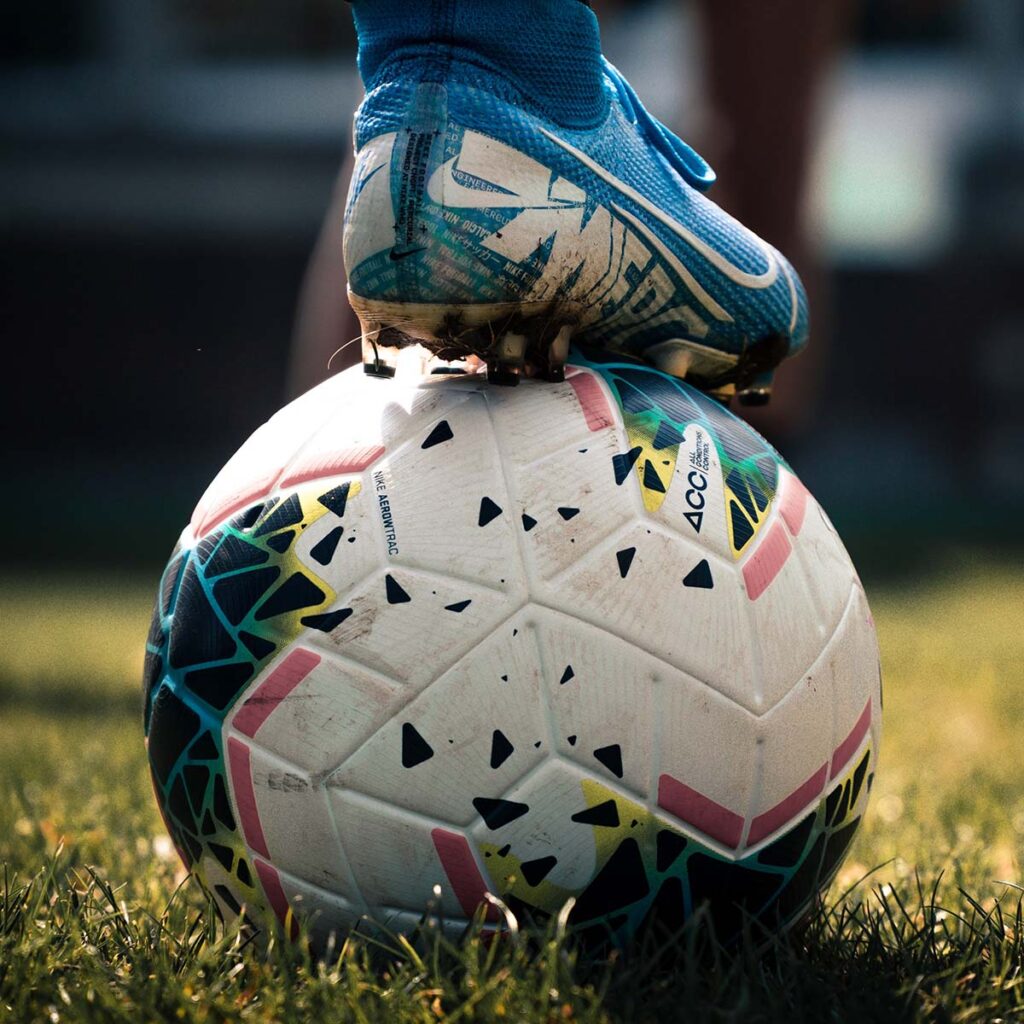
[[343, 0, 808, 403]]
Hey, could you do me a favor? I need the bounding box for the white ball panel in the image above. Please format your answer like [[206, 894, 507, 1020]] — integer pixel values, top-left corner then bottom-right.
[[468, 761, 600, 894], [485, 373, 605, 467], [544, 526, 759, 712], [380, 395, 527, 589], [752, 647, 836, 829], [360, 379, 466, 451], [658, 676, 759, 837], [509, 444, 636, 583], [329, 613, 549, 824], [328, 790, 467, 920], [744, 528, 836, 712], [292, 375, 464, 457], [233, 651, 403, 775], [535, 607, 658, 798], [279, 871, 364, 949], [308, 567, 519, 691], [830, 584, 882, 762], [245, 744, 361, 902], [791, 499, 861, 644]]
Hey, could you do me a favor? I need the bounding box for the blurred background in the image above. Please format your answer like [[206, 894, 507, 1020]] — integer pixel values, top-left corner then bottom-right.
[[2, 0, 1023, 580]]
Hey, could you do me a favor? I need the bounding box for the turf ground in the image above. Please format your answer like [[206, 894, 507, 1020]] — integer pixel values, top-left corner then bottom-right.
[[2, 557, 1023, 1022]]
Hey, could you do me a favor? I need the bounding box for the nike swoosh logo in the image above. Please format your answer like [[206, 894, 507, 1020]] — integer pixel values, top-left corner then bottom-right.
[[389, 246, 427, 261], [353, 161, 385, 201], [539, 127, 779, 291], [428, 144, 585, 211], [428, 158, 530, 208]]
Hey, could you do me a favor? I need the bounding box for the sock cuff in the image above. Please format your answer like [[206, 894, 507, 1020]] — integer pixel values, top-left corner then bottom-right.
[[350, 0, 606, 128]]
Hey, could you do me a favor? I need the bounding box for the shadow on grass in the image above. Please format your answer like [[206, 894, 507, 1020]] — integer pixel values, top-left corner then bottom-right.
[[4, 850, 1021, 1024]]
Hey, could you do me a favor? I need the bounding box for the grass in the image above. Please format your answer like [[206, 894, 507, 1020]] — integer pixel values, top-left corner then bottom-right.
[[1, 557, 1023, 1023]]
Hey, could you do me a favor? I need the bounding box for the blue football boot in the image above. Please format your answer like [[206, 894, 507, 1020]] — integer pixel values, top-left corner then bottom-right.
[[343, 0, 809, 402]]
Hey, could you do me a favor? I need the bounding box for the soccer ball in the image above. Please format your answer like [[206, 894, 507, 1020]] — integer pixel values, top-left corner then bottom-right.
[[143, 348, 880, 945]]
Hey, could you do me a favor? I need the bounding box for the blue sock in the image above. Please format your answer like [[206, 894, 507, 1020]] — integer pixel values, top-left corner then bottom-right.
[[350, 0, 606, 128]]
